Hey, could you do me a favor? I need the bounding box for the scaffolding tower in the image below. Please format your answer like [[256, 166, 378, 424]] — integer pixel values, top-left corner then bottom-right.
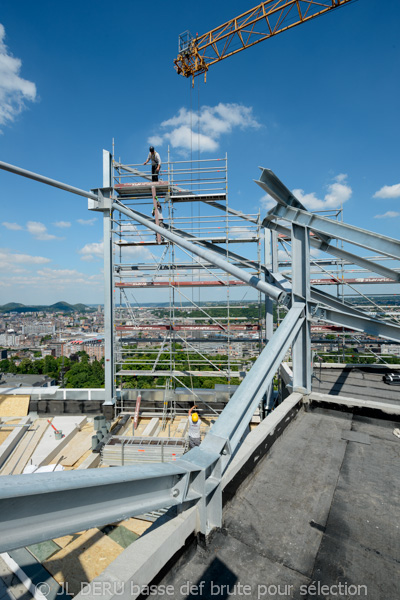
[[109, 151, 265, 416]]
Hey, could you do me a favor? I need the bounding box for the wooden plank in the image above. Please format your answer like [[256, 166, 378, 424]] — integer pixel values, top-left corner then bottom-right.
[[142, 418, 159, 437], [50, 424, 93, 467], [30, 416, 87, 467], [76, 452, 101, 470], [0, 419, 49, 475], [0, 395, 30, 417], [0, 417, 31, 467]]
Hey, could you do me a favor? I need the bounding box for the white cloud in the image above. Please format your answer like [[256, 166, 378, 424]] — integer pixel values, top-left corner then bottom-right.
[[374, 211, 400, 219], [53, 221, 71, 228], [0, 23, 37, 130], [148, 103, 260, 153], [148, 135, 163, 146], [36, 268, 102, 287], [79, 239, 151, 262], [3, 268, 103, 291], [230, 226, 256, 239], [26, 221, 60, 241], [2, 221, 22, 230], [77, 218, 97, 226], [0, 248, 51, 271], [292, 174, 352, 210], [260, 193, 276, 211], [373, 183, 400, 199]]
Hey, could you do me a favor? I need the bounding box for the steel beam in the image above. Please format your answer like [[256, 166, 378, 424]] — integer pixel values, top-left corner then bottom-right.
[[255, 168, 331, 245], [266, 204, 400, 260], [0, 160, 98, 201], [311, 304, 400, 342], [0, 464, 189, 553], [113, 200, 286, 302], [267, 221, 400, 282], [291, 225, 312, 394], [102, 155, 115, 407], [202, 302, 306, 457]]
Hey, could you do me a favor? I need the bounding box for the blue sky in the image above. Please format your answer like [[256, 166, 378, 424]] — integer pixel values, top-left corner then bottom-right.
[[0, 0, 399, 305]]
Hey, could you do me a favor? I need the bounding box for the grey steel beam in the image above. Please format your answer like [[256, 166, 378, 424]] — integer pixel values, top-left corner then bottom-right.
[[0, 463, 189, 553], [0, 160, 98, 201], [291, 225, 312, 394], [255, 168, 331, 245], [310, 288, 378, 319], [202, 302, 305, 456], [310, 304, 400, 342], [267, 221, 400, 282], [113, 200, 286, 303], [266, 204, 400, 260], [102, 154, 115, 407]]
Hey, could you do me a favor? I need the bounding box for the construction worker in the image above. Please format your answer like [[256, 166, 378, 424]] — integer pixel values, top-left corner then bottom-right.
[[188, 404, 202, 449], [152, 200, 164, 227], [143, 146, 161, 181]]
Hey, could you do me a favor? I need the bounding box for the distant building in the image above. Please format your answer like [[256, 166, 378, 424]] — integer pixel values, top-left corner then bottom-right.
[[22, 323, 55, 335], [0, 373, 56, 388], [381, 344, 400, 357]]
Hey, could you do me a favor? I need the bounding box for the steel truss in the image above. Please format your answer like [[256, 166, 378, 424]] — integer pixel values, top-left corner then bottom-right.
[[0, 158, 400, 551]]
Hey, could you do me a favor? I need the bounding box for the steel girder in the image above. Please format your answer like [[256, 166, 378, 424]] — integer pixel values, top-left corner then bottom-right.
[[267, 220, 400, 283], [266, 203, 400, 260]]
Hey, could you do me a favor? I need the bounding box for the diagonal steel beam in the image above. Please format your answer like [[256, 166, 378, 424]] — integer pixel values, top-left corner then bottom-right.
[[255, 168, 331, 244], [266, 204, 400, 260], [310, 304, 400, 342], [267, 220, 400, 282], [0, 160, 98, 200]]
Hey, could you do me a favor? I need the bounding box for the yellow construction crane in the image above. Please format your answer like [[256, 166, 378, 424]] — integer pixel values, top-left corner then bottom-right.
[[175, 0, 354, 81]]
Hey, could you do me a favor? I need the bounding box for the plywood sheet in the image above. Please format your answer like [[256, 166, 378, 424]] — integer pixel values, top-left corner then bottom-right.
[[43, 529, 123, 596], [117, 518, 152, 536], [0, 419, 49, 475], [52, 534, 76, 549], [0, 395, 30, 417]]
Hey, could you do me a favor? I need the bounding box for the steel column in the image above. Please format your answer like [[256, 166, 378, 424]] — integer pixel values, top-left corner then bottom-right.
[[102, 153, 115, 407], [291, 224, 312, 393]]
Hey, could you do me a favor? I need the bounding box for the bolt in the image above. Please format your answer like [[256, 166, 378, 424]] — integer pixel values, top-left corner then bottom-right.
[[172, 488, 179, 497]]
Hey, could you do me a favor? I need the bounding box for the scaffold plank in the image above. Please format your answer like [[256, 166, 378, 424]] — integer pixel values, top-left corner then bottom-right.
[[116, 370, 235, 377], [115, 280, 247, 288], [116, 324, 260, 331]]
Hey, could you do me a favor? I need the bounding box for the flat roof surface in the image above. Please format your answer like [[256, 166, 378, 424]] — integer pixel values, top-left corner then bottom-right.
[[312, 365, 400, 405], [152, 405, 400, 599]]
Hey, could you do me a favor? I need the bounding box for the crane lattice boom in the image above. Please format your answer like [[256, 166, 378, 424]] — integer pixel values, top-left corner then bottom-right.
[[175, 0, 353, 79]]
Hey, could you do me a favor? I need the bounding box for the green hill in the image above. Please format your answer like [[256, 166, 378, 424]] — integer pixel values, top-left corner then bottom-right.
[[0, 302, 94, 314]]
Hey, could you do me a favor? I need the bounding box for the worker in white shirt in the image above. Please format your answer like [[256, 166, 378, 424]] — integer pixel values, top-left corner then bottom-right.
[[143, 146, 161, 181], [188, 404, 202, 449]]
